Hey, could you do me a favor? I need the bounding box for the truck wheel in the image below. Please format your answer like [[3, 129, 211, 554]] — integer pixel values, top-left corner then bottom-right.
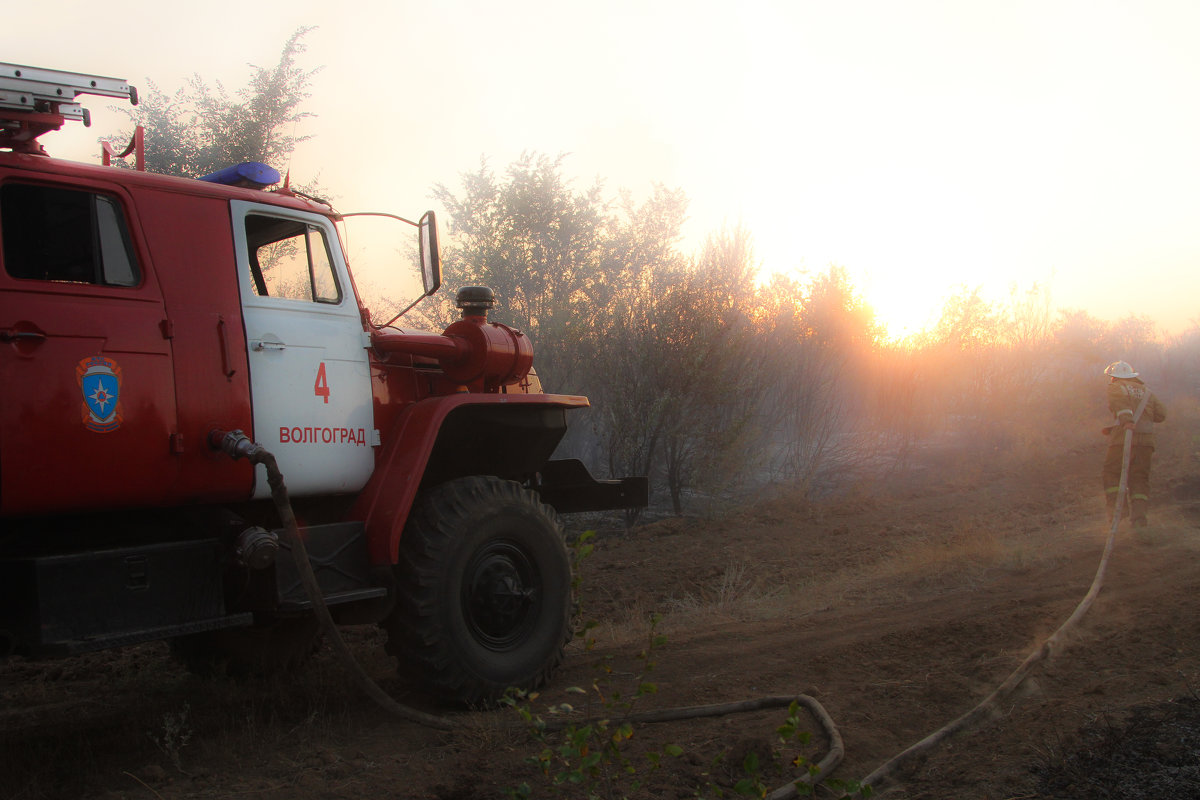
[[384, 476, 572, 706], [169, 617, 321, 677]]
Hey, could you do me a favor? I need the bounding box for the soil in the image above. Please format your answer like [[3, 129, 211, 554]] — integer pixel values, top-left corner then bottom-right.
[[5, 427, 1200, 800]]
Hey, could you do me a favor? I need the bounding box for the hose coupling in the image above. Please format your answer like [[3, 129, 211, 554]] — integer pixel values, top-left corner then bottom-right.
[[235, 525, 279, 570], [208, 429, 264, 462]]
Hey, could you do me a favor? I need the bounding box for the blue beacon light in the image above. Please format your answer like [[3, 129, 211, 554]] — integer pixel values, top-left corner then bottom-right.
[[198, 162, 281, 189]]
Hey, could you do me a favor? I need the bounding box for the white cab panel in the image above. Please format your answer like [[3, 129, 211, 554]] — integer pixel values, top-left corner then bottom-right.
[[231, 200, 375, 498]]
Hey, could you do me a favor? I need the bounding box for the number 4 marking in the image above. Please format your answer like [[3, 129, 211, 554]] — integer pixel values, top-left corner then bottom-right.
[[314, 362, 330, 404]]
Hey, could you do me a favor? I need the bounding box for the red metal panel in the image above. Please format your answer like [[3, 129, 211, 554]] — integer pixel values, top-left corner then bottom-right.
[[0, 177, 179, 514], [131, 186, 255, 502]]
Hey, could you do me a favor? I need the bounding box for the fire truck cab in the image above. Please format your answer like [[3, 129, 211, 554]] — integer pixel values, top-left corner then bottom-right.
[[0, 63, 645, 705]]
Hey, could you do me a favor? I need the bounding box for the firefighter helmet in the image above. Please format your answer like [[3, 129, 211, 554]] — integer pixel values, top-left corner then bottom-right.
[[1104, 361, 1138, 379]]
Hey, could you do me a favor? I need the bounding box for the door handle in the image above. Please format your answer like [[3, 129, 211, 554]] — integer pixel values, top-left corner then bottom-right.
[[1, 326, 48, 356], [251, 339, 287, 351], [217, 316, 236, 379], [1, 329, 47, 342]]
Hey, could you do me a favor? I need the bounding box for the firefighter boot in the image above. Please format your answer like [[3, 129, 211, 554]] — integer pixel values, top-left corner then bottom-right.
[[1131, 497, 1149, 528]]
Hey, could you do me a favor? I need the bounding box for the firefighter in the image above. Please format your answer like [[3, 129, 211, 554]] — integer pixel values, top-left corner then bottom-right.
[[1102, 361, 1167, 527]]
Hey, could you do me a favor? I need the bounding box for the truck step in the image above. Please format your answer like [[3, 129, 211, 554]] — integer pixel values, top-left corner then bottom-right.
[[27, 613, 255, 657]]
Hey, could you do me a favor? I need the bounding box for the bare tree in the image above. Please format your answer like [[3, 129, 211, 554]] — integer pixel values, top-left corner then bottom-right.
[[656, 225, 764, 512], [756, 267, 880, 494]]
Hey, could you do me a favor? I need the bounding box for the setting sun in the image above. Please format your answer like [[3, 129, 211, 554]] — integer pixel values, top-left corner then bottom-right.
[[858, 275, 949, 341]]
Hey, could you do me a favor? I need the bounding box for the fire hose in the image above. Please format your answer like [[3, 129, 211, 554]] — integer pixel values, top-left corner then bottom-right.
[[209, 430, 843, 796], [212, 423, 1138, 797], [840, 418, 1143, 798], [209, 429, 456, 730]]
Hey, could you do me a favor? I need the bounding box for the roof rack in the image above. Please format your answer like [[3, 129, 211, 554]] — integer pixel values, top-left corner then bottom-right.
[[0, 62, 138, 155]]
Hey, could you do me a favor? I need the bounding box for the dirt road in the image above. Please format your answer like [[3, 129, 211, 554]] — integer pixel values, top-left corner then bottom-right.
[[4, 431, 1199, 799]]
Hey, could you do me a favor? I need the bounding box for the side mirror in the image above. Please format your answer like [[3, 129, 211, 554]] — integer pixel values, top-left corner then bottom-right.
[[419, 211, 442, 297]]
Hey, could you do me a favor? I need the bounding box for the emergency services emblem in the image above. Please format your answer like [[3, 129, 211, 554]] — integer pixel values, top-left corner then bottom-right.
[[76, 355, 123, 433]]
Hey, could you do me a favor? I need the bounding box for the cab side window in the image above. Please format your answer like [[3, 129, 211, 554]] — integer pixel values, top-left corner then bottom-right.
[[1, 183, 140, 286], [244, 214, 341, 304]]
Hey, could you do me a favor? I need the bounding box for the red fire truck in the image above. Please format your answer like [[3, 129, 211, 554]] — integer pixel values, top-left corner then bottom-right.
[[0, 63, 645, 704]]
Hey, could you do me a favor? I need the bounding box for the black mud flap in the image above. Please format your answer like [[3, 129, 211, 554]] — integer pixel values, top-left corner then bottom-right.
[[535, 459, 648, 513], [273, 522, 388, 613]]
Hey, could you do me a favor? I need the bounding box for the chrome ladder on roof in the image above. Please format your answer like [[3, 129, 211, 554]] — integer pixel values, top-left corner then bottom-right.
[[0, 62, 137, 126]]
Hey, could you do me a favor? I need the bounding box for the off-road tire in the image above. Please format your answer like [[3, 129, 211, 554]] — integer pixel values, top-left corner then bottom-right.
[[384, 475, 572, 706]]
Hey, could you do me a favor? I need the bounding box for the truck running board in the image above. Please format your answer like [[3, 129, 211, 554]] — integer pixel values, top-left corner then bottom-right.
[[30, 614, 256, 657]]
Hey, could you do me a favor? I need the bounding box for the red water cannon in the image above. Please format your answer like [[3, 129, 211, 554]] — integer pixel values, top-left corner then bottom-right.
[[371, 286, 534, 392]]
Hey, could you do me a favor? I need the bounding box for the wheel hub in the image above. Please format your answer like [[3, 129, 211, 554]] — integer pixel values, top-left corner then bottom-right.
[[463, 541, 541, 650]]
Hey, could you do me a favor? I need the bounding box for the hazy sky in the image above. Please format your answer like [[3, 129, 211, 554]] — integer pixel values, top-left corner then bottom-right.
[[6, 0, 1199, 338]]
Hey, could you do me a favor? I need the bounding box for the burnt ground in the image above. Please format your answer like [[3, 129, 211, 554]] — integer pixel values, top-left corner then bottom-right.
[[5, 415, 1200, 799]]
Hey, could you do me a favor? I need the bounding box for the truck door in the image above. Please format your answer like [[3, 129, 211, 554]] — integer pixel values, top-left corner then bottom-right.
[[231, 200, 375, 498], [0, 179, 178, 514]]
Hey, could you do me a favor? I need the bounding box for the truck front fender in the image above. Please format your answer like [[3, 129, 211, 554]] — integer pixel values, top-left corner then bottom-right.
[[352, 393, 589, 565]]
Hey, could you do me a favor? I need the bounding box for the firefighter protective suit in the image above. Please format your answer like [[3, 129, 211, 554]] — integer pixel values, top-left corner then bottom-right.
[[1103, 374, 1167, 527]]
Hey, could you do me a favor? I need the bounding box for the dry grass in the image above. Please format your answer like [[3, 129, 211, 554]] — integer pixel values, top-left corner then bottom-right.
[[592, 521, 1075, 646], [0, 635, 399, 799]]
